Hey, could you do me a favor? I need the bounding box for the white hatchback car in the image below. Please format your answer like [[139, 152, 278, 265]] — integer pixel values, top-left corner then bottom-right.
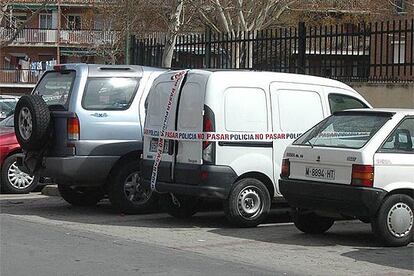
[[279, 109, 413, 246]]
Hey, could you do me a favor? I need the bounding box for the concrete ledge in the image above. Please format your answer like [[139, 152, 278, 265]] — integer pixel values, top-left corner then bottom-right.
[[41, 185, 60, 197]]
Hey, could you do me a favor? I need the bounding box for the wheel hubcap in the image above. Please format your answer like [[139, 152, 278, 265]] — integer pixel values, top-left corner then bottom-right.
[[7, 161, 34, 190], [18, 107, 33, 140], [123, 172, 151, 204], [237, 186, 262, 220], [387, 202, 413, 238]]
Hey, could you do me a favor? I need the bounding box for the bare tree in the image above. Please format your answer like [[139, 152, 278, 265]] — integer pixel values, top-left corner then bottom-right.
[[0, 0, 52, 48]]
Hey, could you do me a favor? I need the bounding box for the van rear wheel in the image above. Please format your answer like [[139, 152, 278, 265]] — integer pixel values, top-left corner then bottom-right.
[[293, 209, 334, 234], [58, 185, 105, 206], [224, 178, 271, 227], [161, 194, 201, 219], [108, 159, 158, 214]]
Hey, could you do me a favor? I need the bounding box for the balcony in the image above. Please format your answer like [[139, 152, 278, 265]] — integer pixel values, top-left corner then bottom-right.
[[0, 27, 117, 47], [0, 69, 42, 90]]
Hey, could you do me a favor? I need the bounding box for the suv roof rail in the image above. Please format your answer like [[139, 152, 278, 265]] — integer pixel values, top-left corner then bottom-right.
[[99, 67, 132, 71]]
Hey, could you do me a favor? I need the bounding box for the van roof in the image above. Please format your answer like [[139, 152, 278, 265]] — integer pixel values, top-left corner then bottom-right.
[[180, 69, 357, 92]]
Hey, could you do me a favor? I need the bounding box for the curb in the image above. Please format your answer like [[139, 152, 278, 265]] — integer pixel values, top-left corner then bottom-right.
[[41, 185, 60, 197]]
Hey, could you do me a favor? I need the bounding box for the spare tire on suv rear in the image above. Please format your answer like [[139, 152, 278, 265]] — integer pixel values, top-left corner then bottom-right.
[[14, 95, 51, 151]]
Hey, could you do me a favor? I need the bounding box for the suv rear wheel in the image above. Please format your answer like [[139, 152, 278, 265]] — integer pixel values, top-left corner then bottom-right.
[[224, 178, 271, 227], [372, 194, 413, 247], [58, 185, 105, 206], [293, 209, 334, 234], [108, 159, 158, 214]]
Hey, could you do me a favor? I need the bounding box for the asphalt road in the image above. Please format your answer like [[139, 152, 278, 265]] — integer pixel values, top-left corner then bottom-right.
[[0, 193, 413, 276]]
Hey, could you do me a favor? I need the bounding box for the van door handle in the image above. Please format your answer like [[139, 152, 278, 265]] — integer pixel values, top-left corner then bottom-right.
[[90, 112, 108, 118]]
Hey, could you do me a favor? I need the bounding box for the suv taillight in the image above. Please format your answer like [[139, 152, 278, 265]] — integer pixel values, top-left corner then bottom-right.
[[67, 116, 80, 141], [351, 164, 374, 187], [202, 106, 215, 164], [280, 159, 290, 178]]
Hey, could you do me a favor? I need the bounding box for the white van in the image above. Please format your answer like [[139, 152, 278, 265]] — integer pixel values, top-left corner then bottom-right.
[[141, 70, 371, 227]]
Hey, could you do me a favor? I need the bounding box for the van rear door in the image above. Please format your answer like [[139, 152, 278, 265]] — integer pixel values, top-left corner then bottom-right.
[[175, 73, 206, 167]]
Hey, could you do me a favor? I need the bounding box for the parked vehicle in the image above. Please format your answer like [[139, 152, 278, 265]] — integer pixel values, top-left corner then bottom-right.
[[279, 109, 414, 246], [14, 64, 166, 213], [141, 70, 371, 227], [0, 115, 40, 193], [0, 95, 19, 121]]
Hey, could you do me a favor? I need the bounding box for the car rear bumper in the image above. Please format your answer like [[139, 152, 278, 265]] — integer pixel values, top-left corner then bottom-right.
[[39, 156, 119, 186], [141, 160, 238, 199], [279, 178, 387, 218]]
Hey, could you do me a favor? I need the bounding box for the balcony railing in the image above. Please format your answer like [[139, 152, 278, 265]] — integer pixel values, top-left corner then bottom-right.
[[9, 0, 112, 5], [0, 69, 43, 85], [0, 28, 117, 46]]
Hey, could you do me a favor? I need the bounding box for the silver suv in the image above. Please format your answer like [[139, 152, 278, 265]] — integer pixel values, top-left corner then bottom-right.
[[15, 64, 165, 213]]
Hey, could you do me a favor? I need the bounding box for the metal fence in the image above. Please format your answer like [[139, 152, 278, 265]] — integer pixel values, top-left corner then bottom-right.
[[131, 20, 414, 82], [0, 69, 43, 84]]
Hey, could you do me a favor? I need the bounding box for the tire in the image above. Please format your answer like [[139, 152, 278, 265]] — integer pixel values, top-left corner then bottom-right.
[[371, 194, 413, 247], [1, 154, 39, 194], [14, 95, 50, 151], [160, 194, 201, 219], [224, 178, 271, 227], [108, 159, 158, 214], [293, 209, 334, 234], [58, 185, 105, 206]]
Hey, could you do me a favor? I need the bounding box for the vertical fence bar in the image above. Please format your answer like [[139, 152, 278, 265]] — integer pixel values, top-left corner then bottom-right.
[[297, 22, 306, 74]]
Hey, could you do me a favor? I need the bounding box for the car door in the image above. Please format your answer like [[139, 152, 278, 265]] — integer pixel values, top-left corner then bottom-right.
[[270, 83, 326, 195], [374, 117, 414, 190]]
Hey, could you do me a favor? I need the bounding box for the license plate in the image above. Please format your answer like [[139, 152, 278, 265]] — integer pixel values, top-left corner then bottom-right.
[[150, 138, 169, 153], [305, 167, 335, 180]]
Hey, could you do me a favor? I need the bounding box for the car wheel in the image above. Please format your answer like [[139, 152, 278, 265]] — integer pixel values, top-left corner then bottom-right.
[[160, 194, 201, 218], [223, 178, 271, 227], [293, 209, 334, 234], [58, 185, 105, 206], [108, 159, 158, 214], [1, 154, 39, 194], [14, 95, 50, 151], [371, 194, 413, 247]]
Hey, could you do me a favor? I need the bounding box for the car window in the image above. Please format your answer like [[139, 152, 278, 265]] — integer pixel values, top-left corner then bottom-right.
[[328, 94, 368, 113], [82, 77, 140, 110], [0, 99, 17, 119], [0, 115, 14, 127], [380, 118, 414, 153], [294, 113, 391, 149], [33, 71, 76, 106]]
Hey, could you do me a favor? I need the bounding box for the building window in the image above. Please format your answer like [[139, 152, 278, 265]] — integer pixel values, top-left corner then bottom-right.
[[39, 13, 52, 29], [67, 15, 82, 30], [393, 40, 406, 64], [9, 12, 28, 28]]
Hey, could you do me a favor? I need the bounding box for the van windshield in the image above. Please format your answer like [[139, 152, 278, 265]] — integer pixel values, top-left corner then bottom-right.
[[33, 71, 75, 106], [294, 113, 392, 149]]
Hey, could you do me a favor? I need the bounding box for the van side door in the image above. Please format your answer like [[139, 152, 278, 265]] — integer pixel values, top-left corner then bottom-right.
[[270, 83, 326, 196]]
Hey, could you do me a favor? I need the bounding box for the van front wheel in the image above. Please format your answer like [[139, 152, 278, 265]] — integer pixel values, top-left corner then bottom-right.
[[224, 178, 271, 227]]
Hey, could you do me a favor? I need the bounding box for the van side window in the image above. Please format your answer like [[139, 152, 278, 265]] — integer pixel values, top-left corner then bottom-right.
[[275, 90, 323, 132], [380, 118, 414, 153], [328, 94, 368, 113], [224, 88, 267, 132]]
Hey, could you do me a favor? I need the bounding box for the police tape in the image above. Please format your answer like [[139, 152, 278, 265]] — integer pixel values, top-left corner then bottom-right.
[[144, 128, 371, 142], [150, 70, 188, 191]]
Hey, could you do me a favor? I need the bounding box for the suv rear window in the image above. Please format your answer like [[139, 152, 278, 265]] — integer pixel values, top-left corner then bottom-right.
[[82, 78, 139, 110], [294, 113, 392, 149], [34, 71, 75, 106]]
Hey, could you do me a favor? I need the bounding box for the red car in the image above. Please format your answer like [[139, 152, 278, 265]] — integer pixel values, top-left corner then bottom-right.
[[0, 115, 39, 193]]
